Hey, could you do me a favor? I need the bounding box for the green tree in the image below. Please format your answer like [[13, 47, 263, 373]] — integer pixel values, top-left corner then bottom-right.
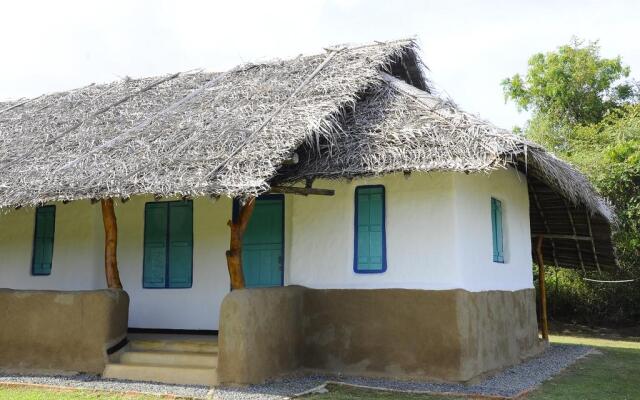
[[570, 105, 640, 266], [502, 38, 638, 152]]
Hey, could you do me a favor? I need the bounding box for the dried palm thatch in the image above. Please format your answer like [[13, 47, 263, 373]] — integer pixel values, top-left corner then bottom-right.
[[281, 74, 616, 271], [0, 38, 616, 271], [0, 39, 423, 208]]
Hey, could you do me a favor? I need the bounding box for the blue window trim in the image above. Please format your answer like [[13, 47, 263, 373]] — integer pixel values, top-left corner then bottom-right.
[[142, 200, 194, 289], [31, 205, 56, 276], [353, 185, 387, 274], [231, 194, 285, 288], [491, 197, 505, 264]]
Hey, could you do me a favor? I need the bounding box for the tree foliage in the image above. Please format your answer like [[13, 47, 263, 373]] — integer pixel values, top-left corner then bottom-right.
[[505, 39, 640, 326], [502, 38, 639, 152], [570, 105, 640, 267], [502, 38, 637, 124]]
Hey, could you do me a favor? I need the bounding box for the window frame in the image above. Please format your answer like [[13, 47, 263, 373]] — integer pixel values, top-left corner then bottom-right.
[[142, 200, 194, 289], [491, 197, 505, 264], [353, 185, 388, 274], [31, 205, 56, 276]]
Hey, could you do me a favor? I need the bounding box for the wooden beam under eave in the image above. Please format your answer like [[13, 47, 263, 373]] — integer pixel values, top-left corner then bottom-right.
[[225, 197, 256, 290], [532, 233, 593, 241], [269, 186, 335, 196], [101, 198, 122, 289], [535, 235, 549, 341]]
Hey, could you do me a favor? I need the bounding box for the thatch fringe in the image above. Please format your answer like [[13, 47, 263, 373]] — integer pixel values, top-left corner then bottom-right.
[[284, 74, 613, 222]]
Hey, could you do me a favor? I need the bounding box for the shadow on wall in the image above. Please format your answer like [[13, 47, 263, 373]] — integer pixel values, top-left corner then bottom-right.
[[217, 286, 543, 385], [0, 289, 129, 374]]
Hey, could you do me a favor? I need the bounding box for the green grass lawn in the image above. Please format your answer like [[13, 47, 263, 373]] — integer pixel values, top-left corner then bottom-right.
[[1, 333, 639, 400], [0, 385, 162, 399], [302, 334, 640, 400], [526, 335, 640, 400]]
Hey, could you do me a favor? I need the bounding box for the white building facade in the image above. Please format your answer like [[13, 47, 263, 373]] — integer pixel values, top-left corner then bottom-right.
[[0, 169, 532, 331]]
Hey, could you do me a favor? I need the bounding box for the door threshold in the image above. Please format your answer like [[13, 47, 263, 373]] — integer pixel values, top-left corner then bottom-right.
[[128, 328, 218, 336]]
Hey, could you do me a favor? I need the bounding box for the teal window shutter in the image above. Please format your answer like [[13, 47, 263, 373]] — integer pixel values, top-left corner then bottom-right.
[[143, 202, 168, 287], [32, 205, 56, 276], [491, 198, 504, 263], [167, 201, 193, 288], [354, 186, 386, 273], [143, 200, 193, 288]]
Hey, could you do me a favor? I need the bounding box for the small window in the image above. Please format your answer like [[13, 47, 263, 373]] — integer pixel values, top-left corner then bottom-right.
[[143, 200, 193, 288], [354, 185, 387, 273], [32, 205, 56, 276], [491, 197, 504, 263]]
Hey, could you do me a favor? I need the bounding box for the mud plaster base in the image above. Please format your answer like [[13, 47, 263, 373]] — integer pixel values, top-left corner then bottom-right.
[[218, 286, 543, 384], [0, 289, 129, 374]]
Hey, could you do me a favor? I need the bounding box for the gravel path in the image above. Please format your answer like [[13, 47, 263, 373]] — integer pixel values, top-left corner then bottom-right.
[[0, 373, 211, 398], [0, 344, 594, 400], [209, 344, 595, 399]]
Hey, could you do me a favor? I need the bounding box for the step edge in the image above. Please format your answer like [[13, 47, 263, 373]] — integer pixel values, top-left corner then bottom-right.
[[104, 363, 217, 372]]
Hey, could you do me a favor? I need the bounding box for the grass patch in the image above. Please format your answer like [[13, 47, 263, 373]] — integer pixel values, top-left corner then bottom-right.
[[302, 334, 640, 399], [301, 384, 468, 399], [0, 385, 162, 400], [526, 335, 640, 400]]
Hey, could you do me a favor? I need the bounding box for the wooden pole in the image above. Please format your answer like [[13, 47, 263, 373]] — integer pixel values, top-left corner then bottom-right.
[[226, 197, 256, 290], [535, 235, 549, 341], [101, 198, 122, 289]]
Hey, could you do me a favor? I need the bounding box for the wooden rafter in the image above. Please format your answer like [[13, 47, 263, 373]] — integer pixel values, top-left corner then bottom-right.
[[532, 234, 592, 241], [530, 184, 559, 268], [562, 199, 586, 273], [585, 211, 602, 274]]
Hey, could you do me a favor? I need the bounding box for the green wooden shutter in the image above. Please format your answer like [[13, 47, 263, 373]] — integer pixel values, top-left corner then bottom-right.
[[492, 198, 504, 263], [168, 201, 193, 288], [32, 205, 55, 275], [143, 202, 168, 287], [354, 186, 386, 273]]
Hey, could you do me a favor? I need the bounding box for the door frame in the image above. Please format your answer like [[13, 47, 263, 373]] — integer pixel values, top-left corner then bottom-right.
[[232, 194, 285, 287]]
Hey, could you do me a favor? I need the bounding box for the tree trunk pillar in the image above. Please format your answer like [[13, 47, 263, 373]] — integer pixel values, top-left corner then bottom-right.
[[535, 235, 549, 340], [101, 198, 122, 289], [226, 197, 256, 290]]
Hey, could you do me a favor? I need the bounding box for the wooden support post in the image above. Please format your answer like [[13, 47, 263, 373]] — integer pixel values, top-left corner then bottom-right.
[[226, 197, 256, 290], [101, 198, 122, 289], [535, 235, 549, 341]]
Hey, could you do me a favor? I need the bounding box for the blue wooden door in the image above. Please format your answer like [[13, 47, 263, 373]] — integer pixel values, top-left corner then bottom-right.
[[241, 196, 284, 288]]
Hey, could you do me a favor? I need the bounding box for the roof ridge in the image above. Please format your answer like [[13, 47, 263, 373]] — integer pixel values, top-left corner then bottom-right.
[[0, 38, 419, 104]]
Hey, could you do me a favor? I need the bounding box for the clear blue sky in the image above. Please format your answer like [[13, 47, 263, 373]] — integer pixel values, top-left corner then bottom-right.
[[1, 0, 639, 130]]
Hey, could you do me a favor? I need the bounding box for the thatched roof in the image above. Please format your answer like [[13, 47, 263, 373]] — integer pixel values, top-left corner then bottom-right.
[[0, 39, 424, 207], [280, 73, 616, 272], [0, 38, 617, 272]]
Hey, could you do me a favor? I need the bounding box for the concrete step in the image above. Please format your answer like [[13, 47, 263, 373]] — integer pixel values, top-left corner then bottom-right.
[[119, 350, 218, 368], [103, 363, 218, 386], [129, 338, 218, 354]]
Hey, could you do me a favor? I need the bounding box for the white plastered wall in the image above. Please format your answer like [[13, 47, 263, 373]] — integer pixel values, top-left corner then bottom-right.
[[115, 196, 231, 330], [453, 169, 534, 291], [0, 196, 233, 330], [0, 169, 532, 329], [286, 169, 533, 292], [285, 173, 461, 289], [0, 201, 103, 290]]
